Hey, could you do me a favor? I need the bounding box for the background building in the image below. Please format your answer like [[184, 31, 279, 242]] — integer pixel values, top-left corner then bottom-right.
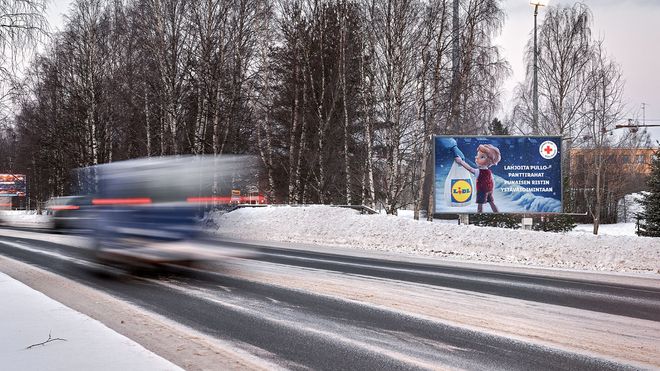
[[569, 147, 655, 223]]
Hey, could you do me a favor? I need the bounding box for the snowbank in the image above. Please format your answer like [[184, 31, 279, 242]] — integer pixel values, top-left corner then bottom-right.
[[0, 210, 51, 228], [211, 206, 660, 274]]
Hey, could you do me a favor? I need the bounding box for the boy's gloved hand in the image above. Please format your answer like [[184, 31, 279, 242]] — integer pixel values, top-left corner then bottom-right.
[[451, 145, 465, 160], [437, 138, 465, 160]]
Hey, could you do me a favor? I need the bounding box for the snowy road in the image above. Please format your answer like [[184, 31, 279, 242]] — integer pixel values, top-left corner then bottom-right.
[[0, 229, 658, 370], [227, 240, 660, 321]]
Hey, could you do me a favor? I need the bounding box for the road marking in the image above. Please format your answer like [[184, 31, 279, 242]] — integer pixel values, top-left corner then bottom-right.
[[152, 279, 448, 370], [0, 239, 97, 269]]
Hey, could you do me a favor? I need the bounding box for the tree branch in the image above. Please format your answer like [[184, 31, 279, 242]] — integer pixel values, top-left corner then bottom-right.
[[26, 331, 67, 349]]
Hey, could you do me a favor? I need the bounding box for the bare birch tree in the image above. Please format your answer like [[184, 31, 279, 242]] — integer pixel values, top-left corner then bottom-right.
[[363, 0, 422, 214], [64, 0, 111, 165], [445, 0, 507, 135], [188, 0, 230, 154], [581, 42, 624, 234], [412, 0, 450, 220], [0, 0, 48, 124], [252, 1, 278, 197], [141, 0, 190, 155], [511, 3, 593, 212], [338, 0, 351, 204]]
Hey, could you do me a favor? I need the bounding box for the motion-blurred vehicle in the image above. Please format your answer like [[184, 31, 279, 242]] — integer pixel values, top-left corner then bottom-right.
[[76, 155, 258, 271], [45, 195, 92, 230]]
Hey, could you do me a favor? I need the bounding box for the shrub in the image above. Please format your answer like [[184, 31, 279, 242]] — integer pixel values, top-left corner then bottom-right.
[[532, 214, 576, 233], [470, 213, 521, 229]]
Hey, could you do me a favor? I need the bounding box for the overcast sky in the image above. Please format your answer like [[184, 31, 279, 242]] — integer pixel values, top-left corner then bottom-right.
[[498, 0, 660, 138], [45, 0, 660, 140]]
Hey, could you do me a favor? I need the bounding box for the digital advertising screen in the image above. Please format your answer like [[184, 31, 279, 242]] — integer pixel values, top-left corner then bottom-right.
[[0, 174, 27, 197], [434, 136, 562, 214]]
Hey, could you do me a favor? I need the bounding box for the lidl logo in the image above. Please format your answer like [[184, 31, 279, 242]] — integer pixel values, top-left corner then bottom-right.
[[451, 179, 472, 203]]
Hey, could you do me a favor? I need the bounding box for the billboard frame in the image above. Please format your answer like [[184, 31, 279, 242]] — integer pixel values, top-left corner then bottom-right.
[[0, 173, 27, 197], [431, 135, 563, 216]]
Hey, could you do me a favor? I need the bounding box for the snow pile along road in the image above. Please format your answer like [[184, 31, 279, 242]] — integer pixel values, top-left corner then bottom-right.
[[212, 206, 660, 274], [0, 210, 51, 228]]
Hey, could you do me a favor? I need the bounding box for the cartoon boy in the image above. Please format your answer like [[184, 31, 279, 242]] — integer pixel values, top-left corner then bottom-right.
[[454, 144, 501, 213]]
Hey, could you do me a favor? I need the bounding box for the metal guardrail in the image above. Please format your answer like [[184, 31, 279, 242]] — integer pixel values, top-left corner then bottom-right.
[[333, 205, 378, 214], [231, 203, 378, 215]]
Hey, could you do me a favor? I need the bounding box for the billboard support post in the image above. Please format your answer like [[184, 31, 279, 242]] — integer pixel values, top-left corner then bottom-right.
[[458, 214, 469, 225]]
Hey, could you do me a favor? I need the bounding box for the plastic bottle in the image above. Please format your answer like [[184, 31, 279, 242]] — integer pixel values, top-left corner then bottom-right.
[[444, 161, 474, 207]]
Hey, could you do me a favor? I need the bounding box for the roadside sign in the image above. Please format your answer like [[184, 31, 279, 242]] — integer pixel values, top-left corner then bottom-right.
[[434, 136, 562, 214]]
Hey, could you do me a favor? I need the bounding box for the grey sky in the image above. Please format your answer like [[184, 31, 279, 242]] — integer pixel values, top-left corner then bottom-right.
[[45, 0, 660, 141]]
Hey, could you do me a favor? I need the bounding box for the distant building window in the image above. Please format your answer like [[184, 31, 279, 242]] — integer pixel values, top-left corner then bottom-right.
[[621, 155, 630, 164], [637, 155, 646, 164]]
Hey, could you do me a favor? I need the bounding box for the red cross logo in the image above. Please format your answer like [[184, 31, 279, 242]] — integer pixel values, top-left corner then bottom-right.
[[539, 141, 557, 159]]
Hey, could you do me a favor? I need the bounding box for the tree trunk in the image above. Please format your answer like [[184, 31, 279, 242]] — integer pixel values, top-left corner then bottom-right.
[[593, 158, 602, 235], [144, 86, 152, 157], [212, 82, 222, 154], [194, 81, 206, 154], [295, 76, 308, 204], [360, 36, 375, 208], [340, 1, 351, 205], [287, 53, 301, 203]]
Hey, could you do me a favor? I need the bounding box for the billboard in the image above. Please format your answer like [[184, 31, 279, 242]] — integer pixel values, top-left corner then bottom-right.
[[0, 174, 27, 197], [434, 136, 562, 214]]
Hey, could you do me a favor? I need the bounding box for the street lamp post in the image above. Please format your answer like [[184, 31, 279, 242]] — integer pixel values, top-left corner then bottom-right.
[[531, 0, 548, 135]]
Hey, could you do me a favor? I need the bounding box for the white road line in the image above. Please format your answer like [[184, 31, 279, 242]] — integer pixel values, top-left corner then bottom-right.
[[0, 239, 100, 270]]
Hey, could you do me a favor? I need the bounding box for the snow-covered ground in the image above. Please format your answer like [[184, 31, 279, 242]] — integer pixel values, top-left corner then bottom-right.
[[395, 209, 641, 236], [395, 209, 641, 237], [0, 271, 180, 371], [573, 223, 639, 236], [211, 205, 660, 274]]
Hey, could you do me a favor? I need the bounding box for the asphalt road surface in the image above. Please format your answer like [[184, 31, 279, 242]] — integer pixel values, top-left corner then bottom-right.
[[0, 229, 658, 370]]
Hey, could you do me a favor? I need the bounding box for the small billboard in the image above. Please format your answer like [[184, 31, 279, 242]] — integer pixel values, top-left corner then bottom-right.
[[0, 174, 27, 197], [434, 136, 562, 214]]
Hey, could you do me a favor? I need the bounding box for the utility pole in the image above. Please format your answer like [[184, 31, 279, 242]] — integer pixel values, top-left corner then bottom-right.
[[642, 103, 646, 126], [450, 0, 460, 134], [533, 3, 539, 135], [530, 1, 548, 135]]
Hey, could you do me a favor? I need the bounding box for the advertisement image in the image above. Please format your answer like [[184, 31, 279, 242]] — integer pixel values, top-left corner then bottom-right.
[[434, 136, 562, 214], [0, 174, 27, 197]]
